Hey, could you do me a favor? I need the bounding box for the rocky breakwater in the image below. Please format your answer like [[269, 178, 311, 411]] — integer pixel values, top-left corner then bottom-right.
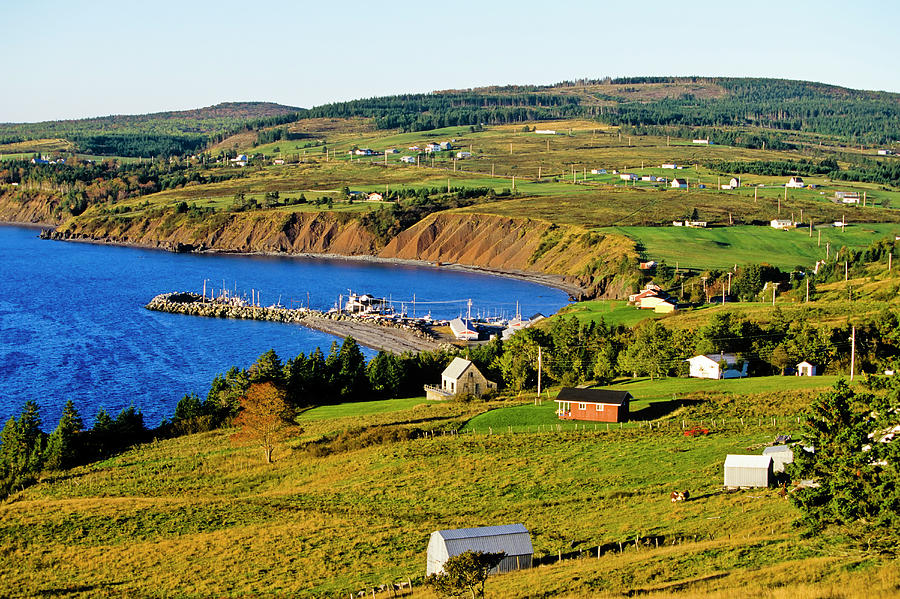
[[145, 292, 444, 354]]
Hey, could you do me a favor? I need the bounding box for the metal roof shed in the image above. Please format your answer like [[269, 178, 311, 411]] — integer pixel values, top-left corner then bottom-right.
[[762, 445, 794, 473], [426, 524, 533, 576], [724, 454, 772, 488]]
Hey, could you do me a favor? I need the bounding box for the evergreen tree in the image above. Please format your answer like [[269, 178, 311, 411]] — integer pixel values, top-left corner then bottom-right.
[[44, 400, 84, 470], [0, 401, 46, 495], [790, 379, 900, 549]]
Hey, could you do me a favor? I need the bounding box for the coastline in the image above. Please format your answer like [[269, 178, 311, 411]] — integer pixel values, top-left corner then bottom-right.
[[30, 225, 587, 299]]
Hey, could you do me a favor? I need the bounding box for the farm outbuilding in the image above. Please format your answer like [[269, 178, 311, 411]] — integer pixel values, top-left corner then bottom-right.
[[555, 388, 631, 423], [762, 445, 794, 473], [426, 524, 533, 576], [797, 361, 816, 376], [724, 454, 772, 488]]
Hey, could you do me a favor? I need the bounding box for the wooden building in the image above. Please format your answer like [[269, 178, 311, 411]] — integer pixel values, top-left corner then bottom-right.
[[554, 388, 631, 423], [425, 357, 496, 400], [426, 524, 533, 576]]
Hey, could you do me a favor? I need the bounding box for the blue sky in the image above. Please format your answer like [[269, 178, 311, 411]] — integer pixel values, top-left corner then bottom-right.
[[3, 0, 898, 122]]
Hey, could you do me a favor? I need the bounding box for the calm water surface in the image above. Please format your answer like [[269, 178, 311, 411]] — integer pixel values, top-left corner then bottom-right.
[[0, 225, 569, 427]]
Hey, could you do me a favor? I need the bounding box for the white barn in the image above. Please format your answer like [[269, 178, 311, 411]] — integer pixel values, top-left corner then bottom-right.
[[426, 524, 533, 576], [724, 454, 772, 488], [449, 317, 479, 341], [687, 354, 748, 379]]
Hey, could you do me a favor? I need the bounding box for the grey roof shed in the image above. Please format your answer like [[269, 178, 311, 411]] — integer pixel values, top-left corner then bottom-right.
[[762, 445, 794, 473], [724, 454, 772, 488], [426, 524, 533, 576]]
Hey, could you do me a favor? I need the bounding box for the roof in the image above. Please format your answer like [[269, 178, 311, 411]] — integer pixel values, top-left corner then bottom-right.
[[763, 445, 793, 456], [797, 361, 814, 367], [689, 353, 740, 365], [433, 524, 533, 557], [724, 454, 772, 469], [555, 387, 632, 406], [442, 357, 473, 380]]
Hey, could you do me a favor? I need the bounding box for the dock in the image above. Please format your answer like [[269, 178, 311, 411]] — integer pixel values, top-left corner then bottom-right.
[[145, 292, 446, 354]]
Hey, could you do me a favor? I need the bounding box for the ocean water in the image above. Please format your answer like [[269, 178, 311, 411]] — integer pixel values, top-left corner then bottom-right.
[[0, 225, 569, 428]]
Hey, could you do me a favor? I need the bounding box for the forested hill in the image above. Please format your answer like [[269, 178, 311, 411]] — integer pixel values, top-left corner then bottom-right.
[[0, 102, 303, 157], [3, 78, 899, 157], [307, 77, 900, 144]]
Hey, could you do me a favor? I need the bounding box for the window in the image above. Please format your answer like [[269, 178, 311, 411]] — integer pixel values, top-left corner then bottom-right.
[[578, 403, 586, 410], [596, 404, 604, 411]]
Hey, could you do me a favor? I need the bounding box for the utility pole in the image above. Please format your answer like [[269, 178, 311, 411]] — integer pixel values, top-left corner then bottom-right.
[[845, 261, 849, 281], [806, 278, 810, 303], [772, 285, 776, 306], [850, 326, 856, 381], [537, 346, 542, 402], [818, 229, 822, 246]]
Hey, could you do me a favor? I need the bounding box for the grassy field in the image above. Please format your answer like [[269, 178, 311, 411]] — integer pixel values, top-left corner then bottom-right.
[[550, 299, 664, 327], [2, 387, 894, 598], [604, 223, 900, 269], [464, 375, 842, 432]]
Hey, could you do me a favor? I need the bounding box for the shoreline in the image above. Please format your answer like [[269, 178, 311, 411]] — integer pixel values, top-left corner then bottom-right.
[[145, 293, 447, 354], [29, 225, 587, 299]]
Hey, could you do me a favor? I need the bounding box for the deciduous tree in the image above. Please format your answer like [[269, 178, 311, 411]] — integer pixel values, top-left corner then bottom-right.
[[425, 550, 505, 599], [231, 382, 295, 463]]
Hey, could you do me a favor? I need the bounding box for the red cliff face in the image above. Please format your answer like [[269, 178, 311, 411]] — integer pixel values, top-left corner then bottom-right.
[[51, 209, 638, 298]]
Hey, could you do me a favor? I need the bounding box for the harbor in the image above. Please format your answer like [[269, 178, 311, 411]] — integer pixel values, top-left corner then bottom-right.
[[145, 285, 548, 354]]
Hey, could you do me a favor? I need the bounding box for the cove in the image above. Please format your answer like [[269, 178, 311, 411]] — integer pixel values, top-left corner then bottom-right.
[[0, 225, 570, 427]]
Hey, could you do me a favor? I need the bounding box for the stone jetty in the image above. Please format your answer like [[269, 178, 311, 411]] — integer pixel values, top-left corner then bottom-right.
[[145, 292, 445, 354]]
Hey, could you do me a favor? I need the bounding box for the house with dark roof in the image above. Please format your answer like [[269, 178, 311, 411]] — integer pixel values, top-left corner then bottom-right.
[[554, 388, 631, 423]]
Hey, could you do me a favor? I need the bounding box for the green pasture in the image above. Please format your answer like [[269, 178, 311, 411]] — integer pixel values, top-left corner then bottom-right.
[[298, 396, 435, 421], [552, 299, 664, 327], [605, 223, 900, 269]]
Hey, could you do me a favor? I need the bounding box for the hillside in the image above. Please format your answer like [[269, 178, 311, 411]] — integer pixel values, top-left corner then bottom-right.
[[2, 390, 896, 597]]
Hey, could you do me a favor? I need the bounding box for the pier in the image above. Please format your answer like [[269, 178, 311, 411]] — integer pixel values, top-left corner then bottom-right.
[[145, 292, 446, 354]]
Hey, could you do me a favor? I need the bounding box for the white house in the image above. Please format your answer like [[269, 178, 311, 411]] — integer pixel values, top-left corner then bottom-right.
[[385, 148, 399, 154], [534, 130, 556, 135], [639, 295, 671, 310], [230, 154, 249, 167], [425, 143, 441, 153], [620, 173, 637, 181], [661, 163, 678, 169], [641, 175, 658, 182], [786, 176, 805, 188], [877, 149, 893, 156], [687, 353, 748, 379], [653, 298, 678, 313], [730, 178, 740, 188], [354, 148, 374, 156], [590, 169, 607, 174], [692, 139, 710, 145], [456, 151, 472, 159], [670, 178, 688, 189], [439, 141, 453, 150], [771, 219, 795, 230], [797, 361, 816, 376], [400, 155, 416, 163]]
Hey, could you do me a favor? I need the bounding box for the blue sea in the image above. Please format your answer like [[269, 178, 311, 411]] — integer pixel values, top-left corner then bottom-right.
[[0, 225, 569, 428]]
